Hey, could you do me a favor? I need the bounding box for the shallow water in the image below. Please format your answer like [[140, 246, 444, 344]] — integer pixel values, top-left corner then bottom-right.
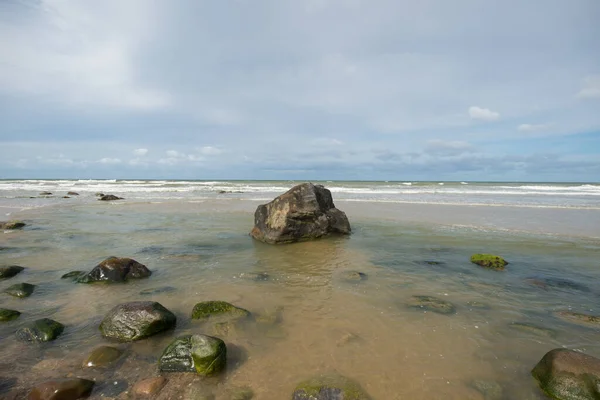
[[1, 199, 599, 399]]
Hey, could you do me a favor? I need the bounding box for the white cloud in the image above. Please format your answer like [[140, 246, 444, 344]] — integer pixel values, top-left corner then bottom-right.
[[310, 138, 344, 146], [166, 150, 181, 157], [133, 148, 148, 156], [577, 75, 600, 99], [198, 146, 223, 156], [518, 123, 551, 132], [98, 157, 121, 164], [468, 106, 500, 121]]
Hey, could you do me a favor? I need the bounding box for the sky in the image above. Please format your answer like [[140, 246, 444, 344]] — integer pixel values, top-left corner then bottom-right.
[[0, 0, 599, 181]]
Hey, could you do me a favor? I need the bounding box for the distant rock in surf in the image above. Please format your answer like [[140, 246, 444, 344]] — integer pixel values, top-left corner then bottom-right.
[[470, 254, 508, 271], [67, 191, 79, 196], [250, 183, 351, 244], [0, 265, 25, 279], [77, 256, 151, 283], [99, 194, 123, 201], [0, 220, 26, 230]]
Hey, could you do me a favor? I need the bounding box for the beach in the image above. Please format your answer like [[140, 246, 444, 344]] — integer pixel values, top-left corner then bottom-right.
[[1, 180, 600, 399]]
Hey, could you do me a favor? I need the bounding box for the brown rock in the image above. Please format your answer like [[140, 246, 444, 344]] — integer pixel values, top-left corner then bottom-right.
[[132, 377, 167, 397], [28, 378, 94, 399]]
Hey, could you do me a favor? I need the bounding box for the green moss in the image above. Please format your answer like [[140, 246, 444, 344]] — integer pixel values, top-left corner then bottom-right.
[[0, 308, 21, 321], [5, 282, 36, 298], [191, 301, 251, 321], [470, 254, 508, 271], [293, 375, 371, 400]]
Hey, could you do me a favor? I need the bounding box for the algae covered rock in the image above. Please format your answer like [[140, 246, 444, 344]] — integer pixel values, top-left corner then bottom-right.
[[82, 346, 124, 368], [0, 308, 21, 321], [191, 301, 251, 322], [16, 318, 64, 342], [250, 183, 351, 244], [61, 270, 85, 281], [28, 378, 94, 400], [509, 322, 557, 338], [77, 256, 151, 283], [555, 311, 600, 328], [0, 265, 25, 279], [532, 348, 600, 400], [407, 295, 456, 315], [292, 374, 371, 400], [158, 334, 226, 376], [0, 220, 25, 230], [470, 254, 508, 270], [99, 301, 176, 341], [5, 282, 36, 298]]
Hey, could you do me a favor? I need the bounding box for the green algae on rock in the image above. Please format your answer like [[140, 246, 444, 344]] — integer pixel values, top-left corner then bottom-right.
[[407, 295, 456, 315], [0, 220, 26, 230], [28, 378, 94, 400], [532, 348, 600, 400], [191, 300, 251, 321], [555, 311, 600, 328], [16, 318, 64, 342], [470, 254, 508, 270], [0, 265, 25, 279], [61, 270, 86, 280], [292, 374, 372, 400], [158, 334, 226, 376], [508, 322, 557, 338], [0, 308, 21, 321], [5, 282, 36, 298], [82, 346, 124, 368], [99, 301, 176, 341]]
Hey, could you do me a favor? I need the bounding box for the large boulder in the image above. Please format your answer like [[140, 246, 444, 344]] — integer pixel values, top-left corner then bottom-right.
[[158, 334, 226, 376], [292, 374, 371, 400], [99, 301, 176, 341], [532, 348, 600, 399], [250, 183, 351, 244], [16, 318, 64, 342], [77, 257, 151, 283], [28, 378, 94, 400]]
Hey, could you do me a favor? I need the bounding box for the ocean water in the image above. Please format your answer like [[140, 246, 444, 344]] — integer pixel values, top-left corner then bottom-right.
[[1, 180, 599, 399]]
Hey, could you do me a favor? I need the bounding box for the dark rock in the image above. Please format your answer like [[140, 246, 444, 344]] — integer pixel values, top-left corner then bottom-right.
[[62, 196, 70, 199], [61, 271, 85, 280], [191, 301, 251, 322], [470, 379, 503, 400], [407, 295, 456, 315], [5, 282, 36, 298], [132, 376, 167, 397], [0, 221, 26, 230], [526, 277, 590, 292], [341, 271, 368, 282], [82, 346, 123, 368], [508, 322, 556, 338], [99, 301, 176, 341], [292, 374, 372, 400], [39, 192, 53, 196], [16, 318, 64, 342], [139, 286, 177, 296], [0, 265, 25, 279], [532, 348, 600, 400], [0, 308, 21, 321], [95, 192, 104, 197], [158, 334, 227, 376], [555, 311, 600, 328], [28, 378, 94, 400], [77, 256, 151, 283], [99, 194, 123, 201], [470, 254, 508, 271], [67, 192, 79, 196], [250, 183, 351, 244], [415, 260, 446, 266], [0, 377, 17, 395]]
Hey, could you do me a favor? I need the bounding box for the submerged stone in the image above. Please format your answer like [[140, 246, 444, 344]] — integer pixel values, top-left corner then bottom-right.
[[250, 183, 351, 244], [555, 311, 600, 328], [509, 322, 557, 338], [77, 256, 151, 283], [0, 220, 26, 230], [470, 254, 508, 271], [292, 374, 372, 400], [5, 282, 36, 298], [470, 379, 503, 400], [0, 308, 21, 321], [230, 386, 254, 400], [239, 272, 270, 282], [67, 191, 79, 196], [132, 376, 167, 397], [139, 286, 177, 296], [532, 348, 600, 400], [158, 334, 227, 376], [82, 346, 124, 368], [407, 295, 456, 315], [99, 194, 123, 201], [61, 270, 85, 280], [99, 301, 176, 341], [0, 265, 25, 279], [28, 378, 94, 400], [415, 260, 446, 266], [341, 271, 368, 282], [16, 318, 64, 342], [526, 277, 590, 292], [191, 301, 251, 321]]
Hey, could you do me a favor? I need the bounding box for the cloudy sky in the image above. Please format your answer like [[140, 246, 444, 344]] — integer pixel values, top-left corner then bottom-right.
[[1, 0, 599, 181]]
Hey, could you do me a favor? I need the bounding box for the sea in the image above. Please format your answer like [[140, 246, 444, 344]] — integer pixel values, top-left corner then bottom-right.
[[1, 180, 599, 399]]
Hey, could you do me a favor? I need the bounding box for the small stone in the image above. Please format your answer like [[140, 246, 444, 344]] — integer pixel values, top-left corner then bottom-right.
[[341, 271, 368, 282], [230, 386, 254, 400], [415, 260, 445, 266], [132, 376, 167, 397], [407, 295, 456, 315], [39, 192, 52, 196], [16, 318, 64, 342], [509, 322, 556, 338], [0, 221, 26, 230], [99, 194, 123, 201], [293, 374, 371, 400], [470, 254, 508, 271], [470, 379, 503, 400], [239, 272, 270, 282], [99, 301, 177, 341], [555, 311, 600, 328], [0, 308, 21, 322], [139, 286, 177, 296], [0, 265, 25, 279], [61, 271, 85, 280], [159, 334, 226, 376], [67, 192, 79, 196], [5, 282, 36, 298], [82, 346, 123, 368], [191, 301, 251, 322], [28, 378, 94, 400]]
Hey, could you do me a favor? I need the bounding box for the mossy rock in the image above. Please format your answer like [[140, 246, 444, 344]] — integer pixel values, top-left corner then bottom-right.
[[407, 295, 456, 315], [61, 270, 85, 280], [5, 282, 36, 298], [158, 334, 226, 376], [0, 265, 25, 279], [0, 220, 26, 230], [470, 254, 508, 271], [191, 301, 251, 322], [509, 322, 556, 338], [532, 348, 600, 399], [82, 346, 124, 368], [99, 301, 176, 341], [292, 374, 371, 400], [16, 318, 64, 342], [0, 308, 21, 321]]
